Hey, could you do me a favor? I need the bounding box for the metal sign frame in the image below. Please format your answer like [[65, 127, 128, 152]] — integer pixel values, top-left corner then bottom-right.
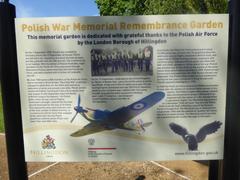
[[0, 1, 27, 179]]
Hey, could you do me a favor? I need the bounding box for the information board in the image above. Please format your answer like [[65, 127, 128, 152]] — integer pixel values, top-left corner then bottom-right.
[[15, 14, 228, 161]]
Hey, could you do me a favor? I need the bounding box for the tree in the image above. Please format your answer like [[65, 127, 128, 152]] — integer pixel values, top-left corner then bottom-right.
[[189, 0, 228, 13], [95, 0, 146, 16], [95, 0, 228, 15], [144, 0, 191, 14]]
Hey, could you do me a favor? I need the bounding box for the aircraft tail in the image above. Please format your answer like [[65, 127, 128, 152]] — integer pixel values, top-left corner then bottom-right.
[[142, 122, 152, 127], [136, 119, 152, 132], [121, 120, 152, 132]]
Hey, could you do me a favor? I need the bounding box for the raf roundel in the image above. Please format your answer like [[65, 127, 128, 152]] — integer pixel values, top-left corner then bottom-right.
[[132, 102, 146, 110]]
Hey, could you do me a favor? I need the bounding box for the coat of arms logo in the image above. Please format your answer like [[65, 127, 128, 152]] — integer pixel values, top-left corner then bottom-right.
[[41, 135, 56, 149]]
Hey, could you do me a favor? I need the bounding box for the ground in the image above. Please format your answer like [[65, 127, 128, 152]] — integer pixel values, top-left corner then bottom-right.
[[0, 135, 208, 180]]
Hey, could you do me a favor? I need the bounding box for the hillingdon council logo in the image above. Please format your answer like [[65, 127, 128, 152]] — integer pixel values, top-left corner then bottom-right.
[[41, 135, 56, 149]]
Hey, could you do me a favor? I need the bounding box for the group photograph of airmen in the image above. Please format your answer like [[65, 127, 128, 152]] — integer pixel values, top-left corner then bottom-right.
[[91, 46, 153, 76]]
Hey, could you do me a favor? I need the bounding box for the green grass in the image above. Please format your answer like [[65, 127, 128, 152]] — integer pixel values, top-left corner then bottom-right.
[[0, 91, 4, 133]]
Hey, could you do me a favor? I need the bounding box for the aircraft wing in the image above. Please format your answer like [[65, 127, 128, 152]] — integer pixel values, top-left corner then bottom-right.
[[70, 122, 106, 137], [124, 91, 165, 119], [106, 92, 165, 126]]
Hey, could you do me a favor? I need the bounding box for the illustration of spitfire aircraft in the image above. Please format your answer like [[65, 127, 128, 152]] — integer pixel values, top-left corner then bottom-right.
[[70, 92, 165, 137]]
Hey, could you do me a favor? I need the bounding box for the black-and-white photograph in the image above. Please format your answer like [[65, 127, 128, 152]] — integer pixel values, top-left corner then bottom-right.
[[91, 46, 153, 76]]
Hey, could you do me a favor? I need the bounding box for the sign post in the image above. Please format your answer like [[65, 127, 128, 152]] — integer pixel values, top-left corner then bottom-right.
[[208, 160, 223, 180], [223, 0, 240, 179], [0, 0, 28, 179]]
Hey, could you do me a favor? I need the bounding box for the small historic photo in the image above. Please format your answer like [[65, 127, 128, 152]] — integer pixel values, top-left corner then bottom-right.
[[91, 46, 153, 76]]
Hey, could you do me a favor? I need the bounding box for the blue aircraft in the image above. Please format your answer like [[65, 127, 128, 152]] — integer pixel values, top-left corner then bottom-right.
[[70, 91, 165, 137]]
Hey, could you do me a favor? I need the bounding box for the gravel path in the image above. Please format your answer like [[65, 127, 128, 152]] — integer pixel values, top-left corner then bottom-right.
[[0, 135, 208, 180]]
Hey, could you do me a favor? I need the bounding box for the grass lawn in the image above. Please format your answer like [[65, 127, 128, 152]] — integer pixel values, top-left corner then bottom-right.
[[0, 91, 4, 133]]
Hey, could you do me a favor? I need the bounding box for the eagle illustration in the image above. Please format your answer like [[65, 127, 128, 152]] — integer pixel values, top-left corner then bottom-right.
[[169, 121, 222, 151]]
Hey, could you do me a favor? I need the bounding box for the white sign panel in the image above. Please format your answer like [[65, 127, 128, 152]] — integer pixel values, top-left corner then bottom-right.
[[15, 14, 228, 161]]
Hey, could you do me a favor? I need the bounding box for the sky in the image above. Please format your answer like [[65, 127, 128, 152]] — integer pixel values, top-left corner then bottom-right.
[[10, 0, 99, 17]]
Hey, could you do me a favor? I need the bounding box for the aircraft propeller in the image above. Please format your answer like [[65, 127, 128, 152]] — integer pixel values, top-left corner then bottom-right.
[[70, 95, 87, 123]]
